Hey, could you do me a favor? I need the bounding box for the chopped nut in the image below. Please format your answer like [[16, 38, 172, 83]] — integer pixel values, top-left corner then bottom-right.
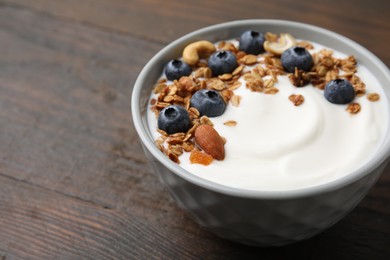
[[346, 103, 361, 114], [194, 125, 225, 160], [289, 94, 305, 106], [367, 93, 380, 102]]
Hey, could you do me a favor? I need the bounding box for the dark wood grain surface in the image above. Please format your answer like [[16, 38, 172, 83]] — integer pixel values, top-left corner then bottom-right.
[[0, 0, 389, 259]]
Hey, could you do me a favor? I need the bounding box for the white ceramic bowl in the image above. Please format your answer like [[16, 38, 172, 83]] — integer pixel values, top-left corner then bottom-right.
[[131, 20, 390, 246]]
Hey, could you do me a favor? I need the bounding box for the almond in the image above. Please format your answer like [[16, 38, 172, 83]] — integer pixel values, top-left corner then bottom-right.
[[194, 125, 225, 160]]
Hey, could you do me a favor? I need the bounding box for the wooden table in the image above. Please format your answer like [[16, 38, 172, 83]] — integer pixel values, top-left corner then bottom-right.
[[0, 0, 389, 259]]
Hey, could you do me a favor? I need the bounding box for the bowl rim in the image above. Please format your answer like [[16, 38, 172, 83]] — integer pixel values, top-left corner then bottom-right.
[[132, 19, 390, 199]]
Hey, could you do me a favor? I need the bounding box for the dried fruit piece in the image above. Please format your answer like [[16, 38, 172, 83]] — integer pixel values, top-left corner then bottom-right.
[[194, 125, 225, 160], [189, 150, 213, 166]]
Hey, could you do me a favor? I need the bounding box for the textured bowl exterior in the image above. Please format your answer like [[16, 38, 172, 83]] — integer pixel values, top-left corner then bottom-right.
[[132, 20, 390, 246], [143, 145, 388, 246]]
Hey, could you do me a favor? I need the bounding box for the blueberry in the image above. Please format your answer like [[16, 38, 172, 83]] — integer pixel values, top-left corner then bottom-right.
[[158, 105, 191, 134], [208, 50, 238, 76], [190, 89, 226, 117], [281, 47, 313, 73], [164, 59, 192, 81], [239, 30, 266, 55], [324, 79, 355, 104]]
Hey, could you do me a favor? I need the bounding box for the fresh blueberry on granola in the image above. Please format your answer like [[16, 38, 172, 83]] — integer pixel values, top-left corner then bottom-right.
[[190, 89, 226, 117], [239, 30, 266, 55], [158, 105, 191, 134], [281, 46, 313, 73], [208, 50, 238, 76], [164, 59, 192, 81], [324, 79, 356, 104]]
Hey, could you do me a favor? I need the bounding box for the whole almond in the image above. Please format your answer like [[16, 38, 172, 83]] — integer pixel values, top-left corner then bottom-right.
[[194, 125, 225, 160]]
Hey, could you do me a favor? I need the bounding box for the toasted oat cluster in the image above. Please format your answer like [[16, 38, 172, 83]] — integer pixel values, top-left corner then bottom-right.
[[149, 32, 380, 165]]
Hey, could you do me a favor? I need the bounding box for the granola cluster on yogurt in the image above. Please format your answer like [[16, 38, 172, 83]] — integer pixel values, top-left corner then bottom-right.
[[148, 31, 382, 169]]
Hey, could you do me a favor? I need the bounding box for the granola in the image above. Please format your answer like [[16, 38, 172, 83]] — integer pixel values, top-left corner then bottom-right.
[[149, 32, 381, 165]]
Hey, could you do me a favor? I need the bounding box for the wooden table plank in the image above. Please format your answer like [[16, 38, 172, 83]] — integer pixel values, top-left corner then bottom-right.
[[0, 174, 217, 259], [0, 4, 162, 207], [0, 173, 388, 259], [3, 0, 390, 66]]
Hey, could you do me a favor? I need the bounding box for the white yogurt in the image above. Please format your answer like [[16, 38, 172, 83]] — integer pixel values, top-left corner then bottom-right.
[[147, 40, 389, 191]]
